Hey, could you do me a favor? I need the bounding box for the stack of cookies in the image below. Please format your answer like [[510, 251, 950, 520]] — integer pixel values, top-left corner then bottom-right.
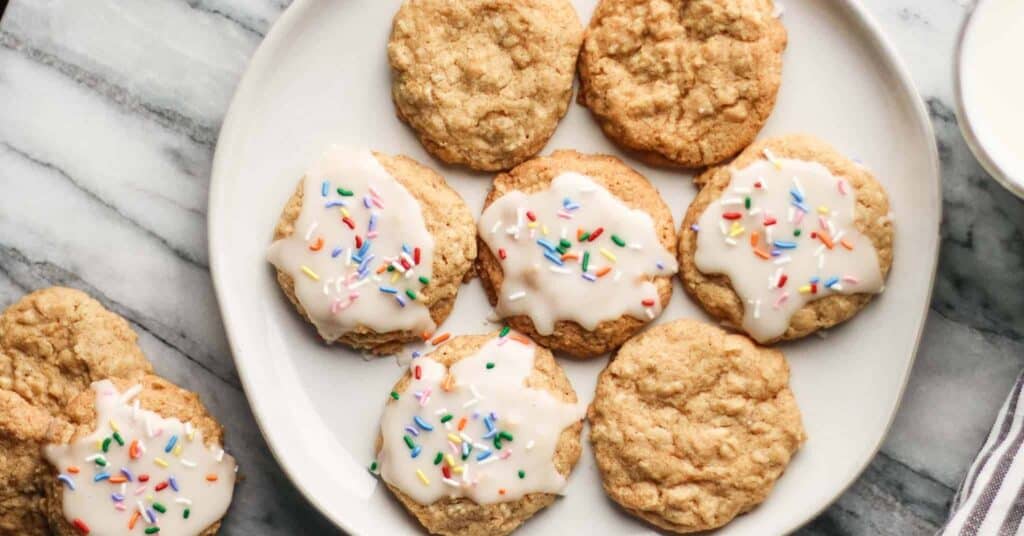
[[0, 288, 239, 535], [260, 0, 895, 534]]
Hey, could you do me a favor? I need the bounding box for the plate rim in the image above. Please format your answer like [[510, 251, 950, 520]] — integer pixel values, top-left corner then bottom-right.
[[207, 0, 943, 533]]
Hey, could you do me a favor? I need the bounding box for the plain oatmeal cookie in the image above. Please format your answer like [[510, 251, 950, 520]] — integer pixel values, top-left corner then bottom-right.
[[387, 0, 583, 171], [578, 0, 787, 167], [589, 319, 805, 533]]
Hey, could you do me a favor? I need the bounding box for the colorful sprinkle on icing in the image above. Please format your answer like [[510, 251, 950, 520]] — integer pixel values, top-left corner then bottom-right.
[[478, 173, 677, 335], [43, 381, 236, 535], [693, 155, 885, 342], [375, 333, 584, 505]]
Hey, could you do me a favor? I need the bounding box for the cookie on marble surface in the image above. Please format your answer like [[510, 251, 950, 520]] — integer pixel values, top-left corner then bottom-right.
[[269, 147, 476, 355], [678, 134, 893, 343], [476, 150, 678, 358], [588, 319, 805, 533], [0, 287, 152, 413], [577, 0, 787, 167], [43, 374, 237, 536], [0, 389, 53, 534], [387, 0, 583, 171], [375, 332, 583, 536], [0, 288, 152, 534]]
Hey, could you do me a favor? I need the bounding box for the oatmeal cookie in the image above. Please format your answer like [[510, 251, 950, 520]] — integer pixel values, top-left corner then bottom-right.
[[0, 287, 151, 413], [271, 150, 476, 355], [43, 375, 234, 536], [678, 134, 893, 343], [589, 319, 805, 532], [477, 150, 677, 358], [376, 333, 583, 535], [578, 0, 787, 167], [388, 0, 583, 170]]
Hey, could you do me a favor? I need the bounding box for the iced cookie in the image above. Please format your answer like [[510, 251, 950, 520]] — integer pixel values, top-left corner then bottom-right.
[[678, 135, 893, 343], [477, 150, 678, 358], [43, 375, 237, 536], [267, 146, 476, 355], [374, 331, 584, 536], [578, 0, 787, 167], [387, 0, 583, 170], [589, 319, 805, 533]]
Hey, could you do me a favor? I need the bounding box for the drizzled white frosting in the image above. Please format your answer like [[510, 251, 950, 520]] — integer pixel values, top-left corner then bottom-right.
[[694, 155, 885, 342], [267, 146, 436, 342], [477, 173, 678, 335], [44, 380, 236, 535], [377, 334, 584, 504]]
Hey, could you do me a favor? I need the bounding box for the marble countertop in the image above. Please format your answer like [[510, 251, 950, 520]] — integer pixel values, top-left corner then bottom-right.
[[1, 1, 1020, 534]]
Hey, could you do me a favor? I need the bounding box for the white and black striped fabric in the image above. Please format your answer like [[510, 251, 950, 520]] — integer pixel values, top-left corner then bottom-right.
[[941, 372, 1024, 535]]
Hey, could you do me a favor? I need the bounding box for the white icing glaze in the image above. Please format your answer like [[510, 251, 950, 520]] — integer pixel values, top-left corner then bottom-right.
[[477, 173, 678, 335], [44, 380, 236, 535], [267, 146, 436, 342], [694, 155, 885, 342], [377, 334, 583, 505]]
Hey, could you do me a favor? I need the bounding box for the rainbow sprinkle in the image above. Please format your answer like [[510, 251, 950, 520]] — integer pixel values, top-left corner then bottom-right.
[[372, 335, 545, 494], [299, 178, 432, 315]]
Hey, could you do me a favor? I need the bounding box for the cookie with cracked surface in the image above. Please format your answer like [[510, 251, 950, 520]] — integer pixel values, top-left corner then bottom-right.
[[678, 135, 893, 343], [387, 0, 583, 171], [476, 150, 678, 358], [578, 0, 787, 167], [589, 319, 805, 533], [270, 149, 476, 355], [0, 286, 152, 415], [374, 332, 583, 536], [43, 375, 236, 536]]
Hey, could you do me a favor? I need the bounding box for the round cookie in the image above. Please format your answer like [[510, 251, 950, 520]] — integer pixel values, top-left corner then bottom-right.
[[578, 0, 787, 167], [387, 0, 583, 171], [589, 319, 805, 533], [43, 375, 234, 536], [271, 151, 476, 355], [678, 135, 894, 342], [0, 287, 152, 413], [375, 333, 583, 536], [0, 389, 53, 534], [477, 150, 677, 358]]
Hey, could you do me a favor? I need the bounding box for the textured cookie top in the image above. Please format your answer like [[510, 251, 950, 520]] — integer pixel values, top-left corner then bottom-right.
[[589, 320, 805, 533], [45, 375, 233, 536], [388, 0, 583, 170], [270, 149, 476, 354], [578, 0, 786, 167], [0, 389, 52, 533], [0, 287, 152, 413], [476, 150, 678, 358], [679, 135, 894, 342], [376, 332, 583, 536]]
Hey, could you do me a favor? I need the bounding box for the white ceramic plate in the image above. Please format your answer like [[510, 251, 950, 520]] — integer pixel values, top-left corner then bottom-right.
[[208, 1, 940, 534]]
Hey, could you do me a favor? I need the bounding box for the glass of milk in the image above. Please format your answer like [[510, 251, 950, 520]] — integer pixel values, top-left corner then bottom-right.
[[956, 0, 1024, 198]]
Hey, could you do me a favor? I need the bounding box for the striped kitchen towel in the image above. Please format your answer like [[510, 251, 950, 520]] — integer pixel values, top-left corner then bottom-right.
[[940, 371, 1024, 535]]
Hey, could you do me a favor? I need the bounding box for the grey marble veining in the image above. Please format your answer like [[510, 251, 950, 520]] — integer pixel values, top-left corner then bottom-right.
[[1, 0, 1021, 534]]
